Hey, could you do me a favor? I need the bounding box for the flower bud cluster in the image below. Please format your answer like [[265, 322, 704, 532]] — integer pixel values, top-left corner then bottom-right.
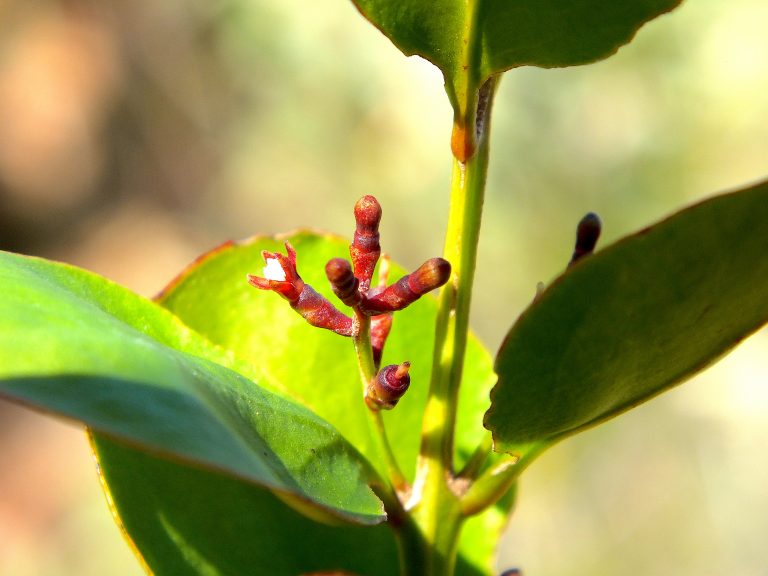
[[248, 195, 451, 411]]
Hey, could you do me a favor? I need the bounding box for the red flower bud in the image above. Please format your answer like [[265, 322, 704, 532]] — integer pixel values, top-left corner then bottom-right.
[[325, 257, 361, 307], [247, 243, 304, 303], [248, 243, 354, 336], [370, 313, 393, 367], [569, 212, 601, 267], [361, 258, 451, 314], [365, 362, 411, 411], [349, 195, 382, 291]]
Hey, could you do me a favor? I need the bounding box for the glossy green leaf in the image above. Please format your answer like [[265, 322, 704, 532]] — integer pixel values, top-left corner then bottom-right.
[[157, 231, 496, 482], [486, 179, 768, 450], [0, 250, 384, 523], [92, 436, 401, 576], [152, 231, 502, 571], [93, 436, 492, 575], [351, 0, 681, 123]]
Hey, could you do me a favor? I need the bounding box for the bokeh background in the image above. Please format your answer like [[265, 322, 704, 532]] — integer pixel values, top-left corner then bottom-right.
[[1, 0, 767, 574]]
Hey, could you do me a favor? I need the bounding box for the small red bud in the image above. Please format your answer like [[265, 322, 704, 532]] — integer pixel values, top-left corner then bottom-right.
[[353, 195, 382, 233], [247, 243, 304, 303], [569, 212, 602, 267], [248, 243, 354, 336], [408, 258, 452, 295], [350, 195, 382, 291], [360, 258, 451, 314], [325, 258, 361, 307], [365, 362, 411, 411], [370, 313, 393, 367]]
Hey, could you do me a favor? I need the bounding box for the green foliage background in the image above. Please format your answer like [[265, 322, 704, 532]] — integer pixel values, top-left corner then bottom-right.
[[0, 0, 766, 574]]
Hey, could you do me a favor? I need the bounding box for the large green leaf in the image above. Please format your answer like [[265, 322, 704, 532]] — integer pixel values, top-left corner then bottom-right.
[[92, 436, 402, 576], [152, 231, 503, 572], [351, 0, 681, 135], [93, 435, 493, 576], [486, 179, 768, 451], [156, 231, 496, 481], [0, 250, 384, 524]]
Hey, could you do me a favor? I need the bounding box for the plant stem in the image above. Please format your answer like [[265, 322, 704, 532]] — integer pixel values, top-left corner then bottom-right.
[[418, 77, 497, 478], [352, 310, 407, 490], [408, 76, 498, 575], [459, 443, 546, 516], [456, 432, 493, 479], [395, 497, 464, 576]]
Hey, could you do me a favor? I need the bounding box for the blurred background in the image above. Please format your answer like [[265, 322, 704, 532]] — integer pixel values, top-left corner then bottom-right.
[[0, 0, 767, 574]]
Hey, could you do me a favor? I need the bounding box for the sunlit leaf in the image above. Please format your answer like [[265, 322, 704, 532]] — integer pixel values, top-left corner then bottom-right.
[[156, 231, 496, 482], [0, 251, 384, 523]]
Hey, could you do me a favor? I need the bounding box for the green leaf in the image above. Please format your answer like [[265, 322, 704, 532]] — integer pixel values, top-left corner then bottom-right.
[[92, 435, 401, 576], [458, 484, 517, 575], [153, 231, 503, 572], [351, 0, 681, 153], [92, 436, 493, 575], [0, 250, 384, 524], [486, 179, 768, 451], [157, 231, 496, 482]]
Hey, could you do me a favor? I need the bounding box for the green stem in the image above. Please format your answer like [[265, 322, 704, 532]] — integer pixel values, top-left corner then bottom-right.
[[418, 77, 497, 478], [352, 310, 407, 491], [407, 76, 499, 575], [395, 497, 464, 576], [460, 443, 547, 517], [456, 432, 493, 480]]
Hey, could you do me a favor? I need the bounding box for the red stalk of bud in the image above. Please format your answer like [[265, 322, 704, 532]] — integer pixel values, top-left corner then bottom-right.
[[365, 362, 411, 411], [349, 195, 382, 291], [248, 243, 353, 336], [360, 258, 451, 314], [370, 313, 393, 367], [325, 258, 361, 307]]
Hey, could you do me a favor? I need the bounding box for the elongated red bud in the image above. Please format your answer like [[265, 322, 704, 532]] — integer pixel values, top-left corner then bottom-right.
[[349, 195, 382, 290], [292, 285, 355, 336], [361, 258, 451, 314], [370, 313, 393, 367], [569, 212, 602, 267], [365, 362, 411, 411], [248, 243, 354, 336], [325, 258, 361, 307]]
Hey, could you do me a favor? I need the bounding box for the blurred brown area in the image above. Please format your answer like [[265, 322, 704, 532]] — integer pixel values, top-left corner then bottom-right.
[[1, 0, 767, 574]]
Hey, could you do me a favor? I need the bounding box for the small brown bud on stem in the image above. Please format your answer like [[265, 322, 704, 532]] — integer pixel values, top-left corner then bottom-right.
[[349, 195, 382, 291], [569, 212, 602, 267], [361, 258, 451, 314], [365, 362, 411, 411]]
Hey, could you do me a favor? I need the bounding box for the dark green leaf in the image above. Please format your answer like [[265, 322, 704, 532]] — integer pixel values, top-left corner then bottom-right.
[[351, 0, 681, 117], [486, 179, 768, 450], [92, 435, 401, 576], [0, 251, 384, 523], [92, 435, 493, 575]]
